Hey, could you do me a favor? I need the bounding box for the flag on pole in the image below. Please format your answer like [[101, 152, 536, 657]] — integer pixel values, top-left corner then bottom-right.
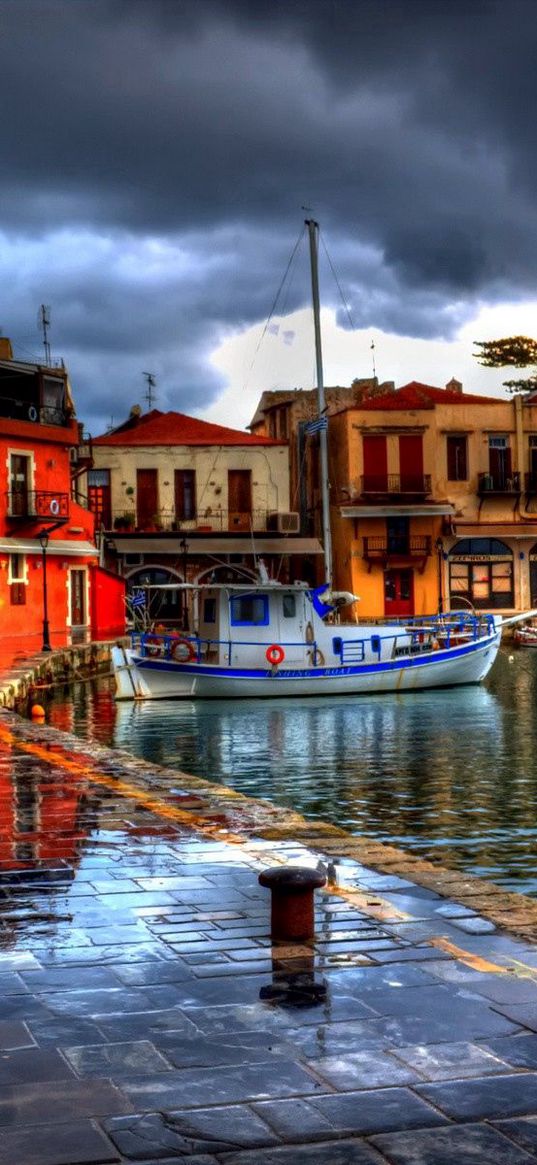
[[304, 416, 328, 435], [130, 590, 146, 608]]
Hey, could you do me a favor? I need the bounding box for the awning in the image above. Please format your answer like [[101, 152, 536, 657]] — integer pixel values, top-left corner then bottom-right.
[[452, 524, 537, 540], [340, 505, 455, 518], [107, 536, 324, 556], [0, 539, 98, 557]]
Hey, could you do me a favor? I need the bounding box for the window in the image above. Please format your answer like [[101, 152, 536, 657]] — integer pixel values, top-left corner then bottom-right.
[[9, 554, 26, 606], [448, 539, 513, 609], [282, 594, 296, 618], [230, 593, 269, 625], [203, 598, 216, 624], [447, 435, 468, 481], [9, 454, 31, 516], [9, 554, 25, 583]]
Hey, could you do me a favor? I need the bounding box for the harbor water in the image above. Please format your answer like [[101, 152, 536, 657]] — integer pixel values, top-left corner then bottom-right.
[[45, 645, 537, 895]]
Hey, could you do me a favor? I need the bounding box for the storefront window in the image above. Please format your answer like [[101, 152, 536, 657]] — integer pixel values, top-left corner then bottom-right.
[[448, 539, 513, 609]]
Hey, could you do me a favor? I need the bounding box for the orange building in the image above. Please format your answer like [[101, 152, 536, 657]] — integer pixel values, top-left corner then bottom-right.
[[252, 379, 537, 617], [0, 339, 125, 652]]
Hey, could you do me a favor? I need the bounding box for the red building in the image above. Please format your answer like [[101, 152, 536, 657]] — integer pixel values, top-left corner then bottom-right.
[[0, 338, 125, 653]]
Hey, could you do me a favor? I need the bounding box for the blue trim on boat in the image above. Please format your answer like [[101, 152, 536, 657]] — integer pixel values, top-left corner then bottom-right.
[[132, 633, 498, 680]]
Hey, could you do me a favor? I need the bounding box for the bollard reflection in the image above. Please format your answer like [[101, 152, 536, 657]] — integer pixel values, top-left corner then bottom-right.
[[259, 947, 327, 1008]]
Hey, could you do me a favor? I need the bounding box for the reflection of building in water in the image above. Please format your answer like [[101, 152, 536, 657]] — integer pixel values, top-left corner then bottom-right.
[[0, 763, 95, 870]]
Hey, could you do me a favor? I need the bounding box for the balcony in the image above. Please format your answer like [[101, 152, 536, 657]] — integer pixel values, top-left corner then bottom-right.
[[6, 490, 70, 521], [363, 535, 432, 567], [109, 508, 282, 534], [0, 395, 70, 428], [477, 471, 521, 496], [360, 474, 432, 498]]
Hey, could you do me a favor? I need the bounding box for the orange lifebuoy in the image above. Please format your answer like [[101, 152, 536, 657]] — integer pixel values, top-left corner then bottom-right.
[[143, 634, 162, 657], [266, 644, 285, 666], [171, 639, 196, 663]]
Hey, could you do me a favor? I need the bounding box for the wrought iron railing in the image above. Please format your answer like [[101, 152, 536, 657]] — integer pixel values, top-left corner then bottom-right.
[[0, 396, 70, 427], [6, 490, 70, 519], [363, 535, 432, 559], [109, 509, 277, 533], [360, 474, 431, 495], [477, 471, 521, 494]]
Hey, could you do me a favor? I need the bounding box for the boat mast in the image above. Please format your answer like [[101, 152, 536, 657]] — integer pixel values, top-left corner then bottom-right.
[[305, 218, 332, 590]]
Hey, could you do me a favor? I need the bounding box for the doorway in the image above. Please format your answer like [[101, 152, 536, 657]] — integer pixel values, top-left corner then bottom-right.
[[70, 569, 87, 643], [384, 568, 414, 617]]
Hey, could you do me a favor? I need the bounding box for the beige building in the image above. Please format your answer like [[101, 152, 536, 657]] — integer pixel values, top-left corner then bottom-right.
[[89, 408, 321, 615]]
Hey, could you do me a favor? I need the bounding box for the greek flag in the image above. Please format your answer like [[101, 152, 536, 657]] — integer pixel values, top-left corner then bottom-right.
[[304, 416, 328, 435], [130, 590, 146, 608]]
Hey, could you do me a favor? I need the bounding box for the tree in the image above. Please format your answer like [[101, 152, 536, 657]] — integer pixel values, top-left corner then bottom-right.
[[473, 336, 537, 393]]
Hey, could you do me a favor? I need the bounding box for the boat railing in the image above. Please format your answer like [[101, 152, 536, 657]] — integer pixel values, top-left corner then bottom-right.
[[134, 632, 320, 664]]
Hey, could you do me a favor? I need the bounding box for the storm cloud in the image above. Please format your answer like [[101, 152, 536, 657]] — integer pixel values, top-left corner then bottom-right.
[[1, 0, 536, 431]]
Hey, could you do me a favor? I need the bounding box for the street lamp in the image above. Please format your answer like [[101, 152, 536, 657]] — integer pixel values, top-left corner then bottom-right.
[[38, 530, 52, 651]]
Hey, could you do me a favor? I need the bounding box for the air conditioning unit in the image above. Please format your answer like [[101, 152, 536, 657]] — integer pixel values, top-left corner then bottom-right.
[[267, 511, 300, 534]]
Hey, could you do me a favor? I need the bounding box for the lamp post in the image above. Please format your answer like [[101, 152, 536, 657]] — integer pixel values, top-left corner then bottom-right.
[[38, 530, 52, 651]]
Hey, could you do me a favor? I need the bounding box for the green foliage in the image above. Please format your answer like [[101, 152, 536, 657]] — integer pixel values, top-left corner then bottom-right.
[[473, 335, 537, 394]]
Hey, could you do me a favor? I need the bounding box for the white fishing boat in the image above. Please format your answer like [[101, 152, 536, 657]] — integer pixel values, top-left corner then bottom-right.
[[112, 219, 531, 701], [513, 622, 537, 647]]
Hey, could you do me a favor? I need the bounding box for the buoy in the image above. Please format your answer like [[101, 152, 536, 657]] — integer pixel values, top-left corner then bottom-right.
[[31, 704, 45, 719], [508, 655, 515, 663]]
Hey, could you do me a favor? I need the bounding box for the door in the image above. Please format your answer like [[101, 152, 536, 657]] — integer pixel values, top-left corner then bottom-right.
[[10, 454, 30, 516], [384, 568, 414, 617], [228, 469, 252, 531], [363, 435, 387, 492], [174, 470, 196, 523], [399, 434, 423, 492], [136, 468, 158, 529], [488, 437, 511, 489], [70, 569, 87, 643], [87, 470, 111, 529], [387, 516, 409, 555]]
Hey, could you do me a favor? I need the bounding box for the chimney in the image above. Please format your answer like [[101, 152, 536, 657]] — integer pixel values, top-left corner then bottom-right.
[[0, 337, 13, 360], [446, 377, 463, 394]]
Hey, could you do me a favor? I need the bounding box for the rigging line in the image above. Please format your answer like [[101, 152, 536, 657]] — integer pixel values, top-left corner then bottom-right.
[[242, 223, 307, 394], [319, 228, 356, 332]]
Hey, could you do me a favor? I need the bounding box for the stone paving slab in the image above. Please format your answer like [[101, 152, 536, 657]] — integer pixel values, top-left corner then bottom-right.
[[0, 712, 537, 1161]]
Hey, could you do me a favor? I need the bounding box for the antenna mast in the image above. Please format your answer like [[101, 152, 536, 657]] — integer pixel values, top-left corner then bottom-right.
[[305, 219, 332, 590], [39, 305, 51, 366], [143, 372, 157, 410]]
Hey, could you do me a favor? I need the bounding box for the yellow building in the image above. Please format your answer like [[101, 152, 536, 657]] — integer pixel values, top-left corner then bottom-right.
[[253, 379, 537, 617]]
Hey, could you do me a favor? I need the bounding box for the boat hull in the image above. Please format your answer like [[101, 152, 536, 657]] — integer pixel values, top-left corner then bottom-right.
[[116, 632, 501, 700]]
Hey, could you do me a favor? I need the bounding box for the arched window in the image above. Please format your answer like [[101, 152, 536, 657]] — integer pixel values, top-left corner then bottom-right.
[[126, 567, 182, 625], [449, 539, 513, 610]]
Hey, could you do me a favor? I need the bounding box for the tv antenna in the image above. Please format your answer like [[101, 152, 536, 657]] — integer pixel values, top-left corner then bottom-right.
[[38, 305, 51, 366], [143, 372, 156, 409]]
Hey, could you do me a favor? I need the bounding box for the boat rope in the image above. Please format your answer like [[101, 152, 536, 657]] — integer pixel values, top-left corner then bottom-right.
[[241, 223, 306, 395]]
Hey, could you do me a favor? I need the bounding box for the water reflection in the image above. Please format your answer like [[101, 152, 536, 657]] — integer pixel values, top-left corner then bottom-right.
[[45, 647, 537, 894]]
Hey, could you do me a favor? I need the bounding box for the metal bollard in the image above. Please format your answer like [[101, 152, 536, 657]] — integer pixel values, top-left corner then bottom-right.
[[258, 865, 327, 942]]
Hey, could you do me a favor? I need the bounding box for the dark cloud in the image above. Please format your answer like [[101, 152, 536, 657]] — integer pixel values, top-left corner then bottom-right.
[[1, 0, 536, 432]]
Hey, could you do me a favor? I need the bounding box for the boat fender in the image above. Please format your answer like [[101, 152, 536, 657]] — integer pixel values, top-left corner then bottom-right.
[[305, 621, 315, 644], [308, 648, 325, 667], [266, 644, 285, 666], [171, 639, 196, 663]]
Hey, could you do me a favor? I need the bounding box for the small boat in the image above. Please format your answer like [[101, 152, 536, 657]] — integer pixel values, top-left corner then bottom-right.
[[514, 622, 537, 647], [112, 219, 534, 701]]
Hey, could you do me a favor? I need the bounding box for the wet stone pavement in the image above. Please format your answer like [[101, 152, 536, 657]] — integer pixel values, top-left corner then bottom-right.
[[1, 715, 537, 1162]]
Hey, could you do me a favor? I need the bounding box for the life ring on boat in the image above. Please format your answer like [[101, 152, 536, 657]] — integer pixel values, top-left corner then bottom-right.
[[266, 644, 285, 666], [170, 638, 196, 663], [143, 634, 162, 657]]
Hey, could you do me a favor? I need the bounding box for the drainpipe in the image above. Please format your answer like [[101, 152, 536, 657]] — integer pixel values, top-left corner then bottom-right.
[[515, 393, 524, 494]]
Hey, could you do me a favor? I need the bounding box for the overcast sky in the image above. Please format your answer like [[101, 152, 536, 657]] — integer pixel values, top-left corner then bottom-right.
[[2, 0, 536, 435]]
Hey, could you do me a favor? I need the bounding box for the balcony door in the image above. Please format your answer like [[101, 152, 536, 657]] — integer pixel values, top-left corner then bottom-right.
[[136, 469, 158, 530], [384, 568, 414, 618], [488, 437, 511, 489], [363, 435, 387, 492], [399, 434, 423, 492], [228, 469, 252, 531], [10, 454, 30, 516]]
